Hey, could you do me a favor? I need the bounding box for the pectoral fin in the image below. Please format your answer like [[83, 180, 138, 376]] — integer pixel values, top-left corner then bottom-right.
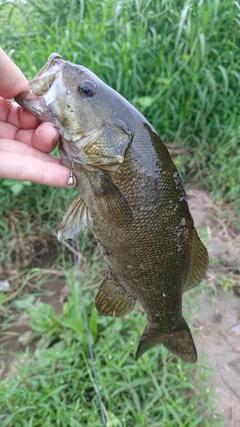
[[95, 274, 136, 317], [58, 195, 92, 241], [136, 317, 197, 363], [87, 171, 132, 224]]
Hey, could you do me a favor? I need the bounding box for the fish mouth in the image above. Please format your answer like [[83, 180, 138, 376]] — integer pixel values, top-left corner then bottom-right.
[[15, 53, 65, 121], [29, 53, 64, 96]]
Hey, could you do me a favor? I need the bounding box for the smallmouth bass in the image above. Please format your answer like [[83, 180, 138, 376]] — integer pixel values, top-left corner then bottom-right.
[[15, 53, 208, 363]]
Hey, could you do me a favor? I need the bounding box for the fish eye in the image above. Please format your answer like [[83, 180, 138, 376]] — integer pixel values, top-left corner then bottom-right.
[[77, 80, 96, 97]]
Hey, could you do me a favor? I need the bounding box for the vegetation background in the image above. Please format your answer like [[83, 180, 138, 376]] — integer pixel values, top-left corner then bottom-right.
[[0, 0, 239, 426]]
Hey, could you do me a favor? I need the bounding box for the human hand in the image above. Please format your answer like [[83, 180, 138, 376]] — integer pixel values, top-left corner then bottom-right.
[[0, 48, 73, 187]]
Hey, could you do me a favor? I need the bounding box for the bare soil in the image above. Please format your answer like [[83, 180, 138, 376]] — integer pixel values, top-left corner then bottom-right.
[[1, 188, 240, 426], [187, 189, 240, 426]]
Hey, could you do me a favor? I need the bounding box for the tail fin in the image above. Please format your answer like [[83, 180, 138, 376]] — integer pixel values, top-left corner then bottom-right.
[[135, 317, 197, 363]]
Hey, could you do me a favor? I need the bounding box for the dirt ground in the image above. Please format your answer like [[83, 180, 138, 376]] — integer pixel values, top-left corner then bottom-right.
[[1, 188, 240, 426], [187, 189, 240, 426]]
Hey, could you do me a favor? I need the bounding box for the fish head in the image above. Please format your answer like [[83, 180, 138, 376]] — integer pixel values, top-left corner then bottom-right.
[[16, 53, 110, 140], [15, 53, 132, 168]]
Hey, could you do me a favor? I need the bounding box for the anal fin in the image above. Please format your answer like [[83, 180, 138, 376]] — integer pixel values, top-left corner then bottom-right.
[[58, 194, 92, 242], [135, 317, 197, 363], [95, 274, 136, 317]]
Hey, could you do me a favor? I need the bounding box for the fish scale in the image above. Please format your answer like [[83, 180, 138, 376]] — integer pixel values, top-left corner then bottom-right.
[[15, 53, 209, 363]]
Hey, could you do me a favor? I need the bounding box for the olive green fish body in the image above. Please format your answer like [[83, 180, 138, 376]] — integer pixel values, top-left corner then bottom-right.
[[15, 54, 208, 363]]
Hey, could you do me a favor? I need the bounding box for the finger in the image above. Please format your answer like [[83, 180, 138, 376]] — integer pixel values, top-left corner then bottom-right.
[[0, 139, 61, 163], [16, 122, 59, 153], [0, 48, 29, 98], [0, 151, 74, 187], [31, 122, 60, 153], [0, 121, 60, 152], [0, 97, 40, 129]]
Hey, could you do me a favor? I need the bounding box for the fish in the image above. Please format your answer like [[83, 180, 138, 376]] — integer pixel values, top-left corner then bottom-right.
[[15, 53, 208, 363]]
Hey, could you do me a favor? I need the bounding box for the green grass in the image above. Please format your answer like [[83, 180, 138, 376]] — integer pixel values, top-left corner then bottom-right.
[[0, 0, 238, 425], [0, 273, 224, 427], [1, 0, 240, 202]]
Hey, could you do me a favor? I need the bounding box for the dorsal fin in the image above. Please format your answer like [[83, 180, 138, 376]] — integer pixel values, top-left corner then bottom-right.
[[183, 230, 209, 293]]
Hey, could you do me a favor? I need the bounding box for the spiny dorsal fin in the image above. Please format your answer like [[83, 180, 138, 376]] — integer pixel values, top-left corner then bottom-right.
[[95, 274, 136, 317], [136, 317, 197, 363], [183, 230, 209, 293], [58, 195, 92, 242]]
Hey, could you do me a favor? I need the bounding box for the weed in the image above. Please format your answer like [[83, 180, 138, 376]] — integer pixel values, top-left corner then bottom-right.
[[0, 0, 239, 202], [0, 274, 224, 426]]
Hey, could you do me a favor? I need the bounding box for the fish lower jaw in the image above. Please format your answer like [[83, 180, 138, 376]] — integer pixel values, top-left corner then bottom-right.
[[15, 91, 53, 122]]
